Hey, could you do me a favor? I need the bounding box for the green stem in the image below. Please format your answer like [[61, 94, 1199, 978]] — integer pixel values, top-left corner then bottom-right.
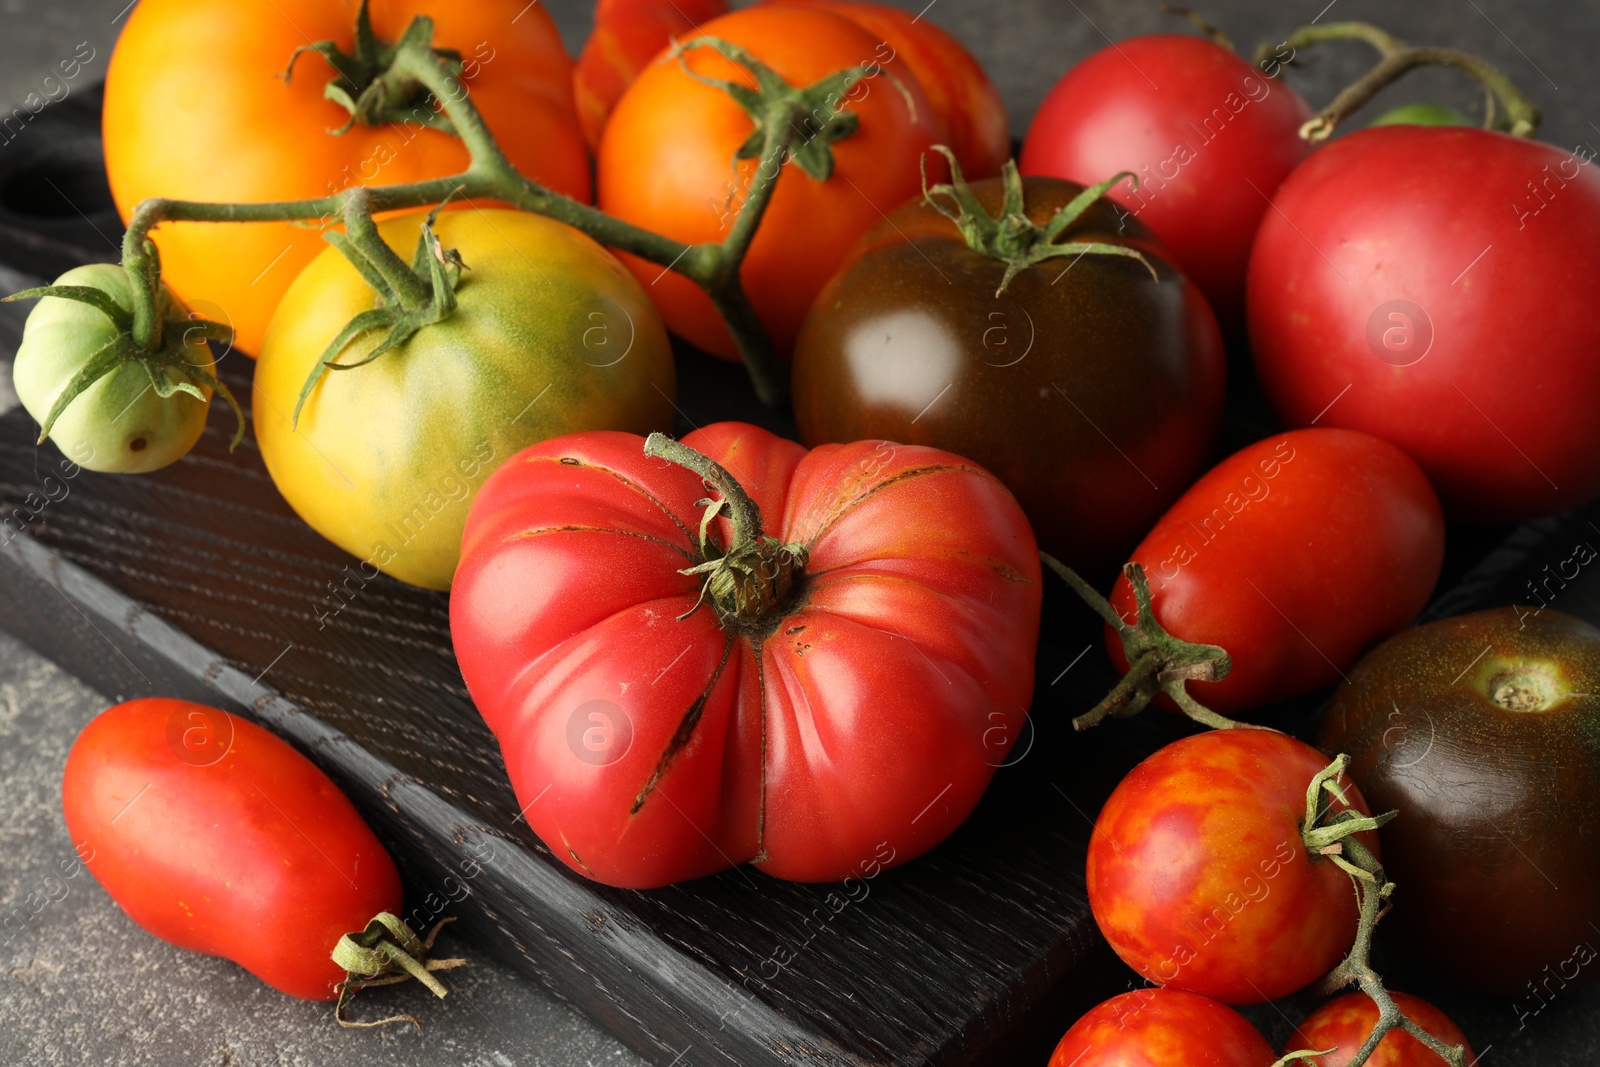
[[340, 188, 431, 312], [644, 433, 765, 547]]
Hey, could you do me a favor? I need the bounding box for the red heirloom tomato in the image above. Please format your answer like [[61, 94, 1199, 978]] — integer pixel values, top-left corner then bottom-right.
[[61, 698, 402, 1000], [1289, 991, 1477, 1067], [765, 0, 1011, 177], [1108, 428, 1444, 715], [450, 422, 1041, 888], [573, 0, 730, 149], [1048, 988, 1276, 1067], [1021, 34, 1313, 327], [1088, 730, 1377, 1005], [1249, 126, 1600, 521], [597, 6, 942, 360], [104, 0, 591, 357]]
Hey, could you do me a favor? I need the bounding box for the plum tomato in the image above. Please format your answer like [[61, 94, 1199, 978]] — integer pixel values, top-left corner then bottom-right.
[[1088, 730, 1376, 1004], [1108, 428, 1444, 715], [1248, 126, 1600, 521], [1048, 988, 1276, 1067], [792, 168, 1224, 569], [1288, 991, 1477, 1067], [1321, 607, 1600, 997], [1020, 33, 1314, 328]]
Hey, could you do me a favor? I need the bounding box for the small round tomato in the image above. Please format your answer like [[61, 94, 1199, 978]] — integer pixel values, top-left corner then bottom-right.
[[1021, 34, 1313, 328], [598, 6, 942, 360], [1088, 730, 1376, 1005], [12, 263, 215, 474], [62, 698, 401, 1000], [105, 0, 591, 357], [1288, 991, 1477, 1067], [1048, 988, 1276, 1067], [792, 173, 1224, 568], [253, 209, 675, 591], [1320, 607, 1600, 996], [1109, 428, 1444, 714], [1249, 126, 1600, 521]]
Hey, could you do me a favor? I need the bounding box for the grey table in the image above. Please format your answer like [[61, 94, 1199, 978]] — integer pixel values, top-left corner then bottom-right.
[[2, 0, 1596, 1064]]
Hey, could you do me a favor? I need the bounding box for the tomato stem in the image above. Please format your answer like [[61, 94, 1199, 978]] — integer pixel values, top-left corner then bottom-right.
[[332, 912, 466, 1030], [1299, 756, 1470, 1067], [1157, 5, 1237, 52]]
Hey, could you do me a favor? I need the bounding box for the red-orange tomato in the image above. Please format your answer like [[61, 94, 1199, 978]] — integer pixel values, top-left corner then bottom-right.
[[597, 6, 942, 360], [573, 0, 730, 149], [1049, 989, 1277, 1067], [764, 0, 1010, 177], [104, 0, 590, 357], [1288, 992, 1477, 1067], [61, 698, 401, 1000], [1088, 730, 1377, 1005]]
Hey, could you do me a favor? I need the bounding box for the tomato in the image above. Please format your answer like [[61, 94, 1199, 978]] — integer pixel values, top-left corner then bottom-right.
[[11, 263, 220, 474], [104, 0, 591, 358], [449, 421, 1041, 888], [792, 172, 1224, 568], [1020, 34, 1313, 329], [1248, 126, 1600, 521], [1369, 103, 1473, 128], [1320, 607, 1600, 997], [253, 208, 675, 591], [1108, 428, 1444, 715], [1088, 730, 1376, 1004], [61, 698, 401, 1000], [573, 0, 729, 150], [1289, 991, 1475, 1067], [1048, 988, 1276, 1067], [597, 6, 942, 360], [765, 0, 1010, 178]]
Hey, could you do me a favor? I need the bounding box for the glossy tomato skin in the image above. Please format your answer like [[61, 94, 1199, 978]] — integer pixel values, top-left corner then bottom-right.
[[598, 6, 942, 360], [792, 176, 1224, 569], [450, 422, 1041, 887], [573, 0, 729, 149], [254, 209, 675, 591], [105, 0, 590, 357], [1088, 730, 1377, 1005], [1110, 428, 1444, 714], [1021, 34, 1313, 329], [1320, 608, 1600, 996], [765, 0, 1010, 177], [1249, 127, 1600, 521], [61, 698, 401, 1000], [1288, 991, 1476, 1067], [1048, 988, 1276, 1067]]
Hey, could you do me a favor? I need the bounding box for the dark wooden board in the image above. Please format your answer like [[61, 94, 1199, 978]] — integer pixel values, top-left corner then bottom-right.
[[4, 80, 1600, 1067]]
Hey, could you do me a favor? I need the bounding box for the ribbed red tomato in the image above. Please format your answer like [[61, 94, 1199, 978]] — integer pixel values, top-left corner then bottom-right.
[[449, 422, 1041, 888], [1288, 991, 1477, 1067], [61, 698, 401, 1000], [1088, 730, 1376, 1004], [1048, 988, 1276, 1067]]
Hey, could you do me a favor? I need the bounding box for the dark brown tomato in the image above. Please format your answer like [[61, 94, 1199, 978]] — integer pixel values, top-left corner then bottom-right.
[[791, 176, 1225, 569], [1320, 607, 1600, 997]]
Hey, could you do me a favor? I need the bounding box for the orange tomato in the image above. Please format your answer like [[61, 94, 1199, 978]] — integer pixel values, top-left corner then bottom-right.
[[573, 0, 729, 150], [104, 0, 590, 357], [597, 6, 942, 361]]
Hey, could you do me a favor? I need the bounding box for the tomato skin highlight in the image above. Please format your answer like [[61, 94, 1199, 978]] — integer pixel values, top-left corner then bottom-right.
[[450, 422, 1041, 888], [60, 698, 402, 1001], [1248, 125, 1600, 521], [1048, 988, 1277, 1067], [1021, 34, 1314, 329], [1289, 991, 1477, 1067], [1087, 730, 1376, 1005], [1110, 428, 1444, 714], [104, 0, 590, 357]]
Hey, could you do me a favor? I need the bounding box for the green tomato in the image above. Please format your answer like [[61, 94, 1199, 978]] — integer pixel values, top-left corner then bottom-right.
[[252, 208, 677, 591], [12, 263, 214, 473], [1368, 102, 1474, 128]]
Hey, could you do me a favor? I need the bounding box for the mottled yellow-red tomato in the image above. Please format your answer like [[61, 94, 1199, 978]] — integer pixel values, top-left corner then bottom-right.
[[1288, 991, 1477, 1066], [1048, 989, 1276, 1067]]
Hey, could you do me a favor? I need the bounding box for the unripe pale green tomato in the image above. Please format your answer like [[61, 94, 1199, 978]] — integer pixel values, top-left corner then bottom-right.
[[1368, 102, 1474, 128], [13, 263, 214, 473]]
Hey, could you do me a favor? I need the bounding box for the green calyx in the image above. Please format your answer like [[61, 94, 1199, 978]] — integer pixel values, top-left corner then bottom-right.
[[922, 147, 1159, 296], [284, 0, 462, 136], [293, 198, 467, 428], [644, 433, 807, 630], [673, 35, 905, 183], [1042, 556, 1261, 732], [3, 263, 244, 451], [331, 912, 466, 1029]]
